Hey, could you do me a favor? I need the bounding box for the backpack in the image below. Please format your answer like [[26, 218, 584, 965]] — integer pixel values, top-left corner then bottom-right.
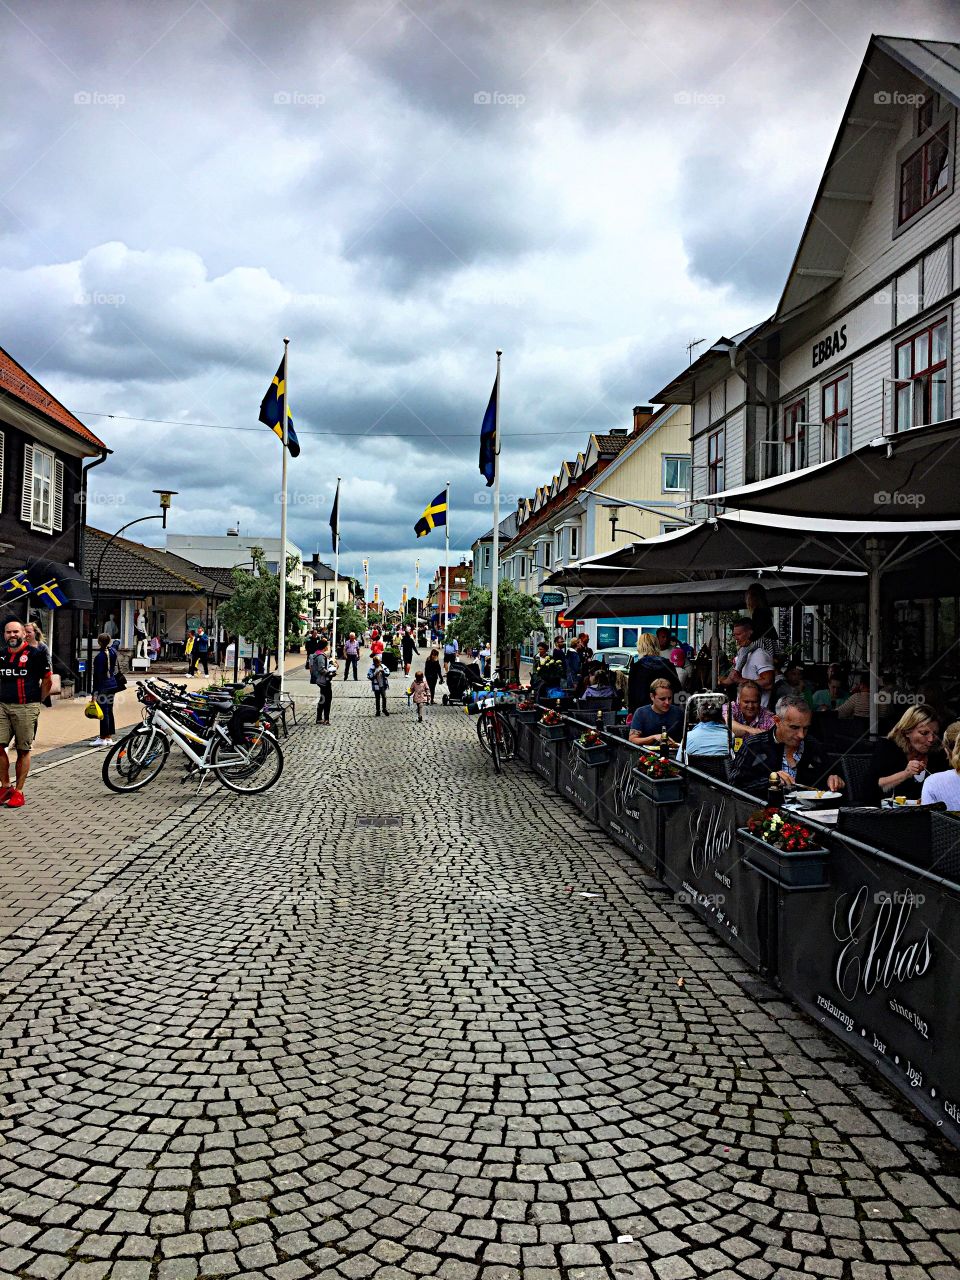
[[110, 647, 127, 691], [311, 653, 333, 686]]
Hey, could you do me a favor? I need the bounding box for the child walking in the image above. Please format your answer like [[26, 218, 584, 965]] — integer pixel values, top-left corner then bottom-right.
[[408, 671, 430, 723], [368, 654, 390, 716]]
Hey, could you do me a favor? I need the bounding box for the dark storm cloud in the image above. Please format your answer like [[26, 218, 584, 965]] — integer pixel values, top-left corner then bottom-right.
[[3, 0, 957, 602]]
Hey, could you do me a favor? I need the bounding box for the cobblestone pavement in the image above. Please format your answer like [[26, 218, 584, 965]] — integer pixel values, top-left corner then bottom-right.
[[2, 671, 960, 1280]]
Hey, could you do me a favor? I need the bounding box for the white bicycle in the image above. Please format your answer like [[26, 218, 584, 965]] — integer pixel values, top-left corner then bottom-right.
[[102, 686, 283, 795]]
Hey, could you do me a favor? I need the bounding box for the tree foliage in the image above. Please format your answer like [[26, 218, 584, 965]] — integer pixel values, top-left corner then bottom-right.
[[334, 600, 367, 640], [446, 582, 544, 650], [218, 547, 308, 652]]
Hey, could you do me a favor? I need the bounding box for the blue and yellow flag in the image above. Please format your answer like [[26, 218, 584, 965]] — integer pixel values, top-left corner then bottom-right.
[[259, 359, 301, 457], [479, 376, 497, 486], [33, 579, 67, 608], [415, 491, 447, 539], [1, 570, 31, 599]]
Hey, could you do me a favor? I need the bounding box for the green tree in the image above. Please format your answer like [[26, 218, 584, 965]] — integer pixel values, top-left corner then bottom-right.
[[446, 582, 544, 650], [335, 599, 367, 640], [218, 547, 308, 654]]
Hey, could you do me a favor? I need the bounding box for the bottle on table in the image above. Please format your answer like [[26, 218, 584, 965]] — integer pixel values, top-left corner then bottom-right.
[[659, 728, 670, 760], [767, 772, 784, 807]]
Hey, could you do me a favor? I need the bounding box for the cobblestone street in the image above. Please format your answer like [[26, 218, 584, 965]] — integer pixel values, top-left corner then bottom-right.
[[2, 671, 960, 1280]]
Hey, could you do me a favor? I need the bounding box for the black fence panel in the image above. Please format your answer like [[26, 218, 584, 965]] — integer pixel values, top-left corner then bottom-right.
[[778, 832, 960, 1148]]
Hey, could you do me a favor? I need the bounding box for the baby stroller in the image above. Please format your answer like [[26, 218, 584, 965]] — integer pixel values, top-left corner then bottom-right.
[[442, 660, 486, 706]]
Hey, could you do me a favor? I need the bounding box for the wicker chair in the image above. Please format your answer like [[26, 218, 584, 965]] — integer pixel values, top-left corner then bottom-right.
[[840, 753, 877, 806]]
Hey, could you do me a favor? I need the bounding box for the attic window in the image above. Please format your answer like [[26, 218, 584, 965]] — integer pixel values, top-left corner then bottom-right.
[[897, 106, 953, 230]]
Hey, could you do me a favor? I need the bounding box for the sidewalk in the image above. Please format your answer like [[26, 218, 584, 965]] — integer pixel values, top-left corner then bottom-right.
[[14, 653, 307, 757]]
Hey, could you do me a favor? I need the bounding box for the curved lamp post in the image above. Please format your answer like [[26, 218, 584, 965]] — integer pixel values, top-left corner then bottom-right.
[[87, 490, 176, 693]]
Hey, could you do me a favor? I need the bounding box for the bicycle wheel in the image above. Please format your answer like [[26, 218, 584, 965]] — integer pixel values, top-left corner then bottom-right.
[[211, 728, 284, 794], [476, 714, 495, 756], [102, 726, 169, 792], [490, 727, 502, 775], [496, 717, 517, 761]]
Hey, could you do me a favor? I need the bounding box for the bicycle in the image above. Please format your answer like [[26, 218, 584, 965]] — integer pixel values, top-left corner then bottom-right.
[[102, 677, 283, 795], [467, 683, 517, 774]]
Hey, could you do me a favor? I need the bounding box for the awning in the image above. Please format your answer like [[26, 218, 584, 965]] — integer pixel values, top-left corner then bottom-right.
[[24, 557, 93, 609], [711, 419, 960, 523], [568, 571, 866, 618]]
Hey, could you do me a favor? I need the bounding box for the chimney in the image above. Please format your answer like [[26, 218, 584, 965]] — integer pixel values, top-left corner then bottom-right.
[[633, 405, 654, 434], [312, 552, 320, 566]]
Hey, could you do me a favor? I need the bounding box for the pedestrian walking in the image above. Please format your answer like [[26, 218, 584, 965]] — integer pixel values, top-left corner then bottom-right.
[[368, 654, 390, 716], [425, 648, 443, 704], [304, 628, 321, 659], [401, 627, 419, 676], [185, 629, 196, 674], [0, 618, 52, 809], [443, 635, 458, 671], [408, 671, 430, 722], [479, 641, 491, 678], [370, 630, 385, 660], [310, 640, 337, 724], [89, 633, 120, 746], [194, 627, 210, 676], [343, 632, 361, 680]]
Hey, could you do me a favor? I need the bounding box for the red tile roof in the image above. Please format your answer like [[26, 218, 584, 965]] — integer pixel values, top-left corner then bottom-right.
[[0, 345, 106, 452]]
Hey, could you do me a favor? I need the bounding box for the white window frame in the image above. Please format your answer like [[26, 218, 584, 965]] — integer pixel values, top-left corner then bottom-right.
[[569, 526, 579, 560], [483, 545, 491, 570], [662, 454, 692, 493], [28, 444, 56, 533]]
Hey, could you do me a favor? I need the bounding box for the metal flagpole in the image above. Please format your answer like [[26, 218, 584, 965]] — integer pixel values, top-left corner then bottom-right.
[[490, 351, 502, 678], [331, 477, 341, 661], [363, 558, 369, 633], [277, 338, 290, 691], [443, 480, 450, 638]]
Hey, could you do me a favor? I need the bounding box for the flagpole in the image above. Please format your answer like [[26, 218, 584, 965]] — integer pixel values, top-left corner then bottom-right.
[[331, 477, 341, 661], [443, 480, 451, 639], [277, 337, 290, 691], [490, 350, 502, 678]]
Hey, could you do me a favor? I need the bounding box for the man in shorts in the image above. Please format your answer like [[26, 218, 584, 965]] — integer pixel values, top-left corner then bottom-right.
[[0, 618, 52, 808]]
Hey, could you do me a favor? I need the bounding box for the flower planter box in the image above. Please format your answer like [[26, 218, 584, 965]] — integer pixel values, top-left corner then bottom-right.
[[383, 653, 400, 672], [573, 741, 610, 768], [632, 767, 684, 806], [537, 721, 567, 741], [515, 708, 539, 724], [737, 826, 830, 888]]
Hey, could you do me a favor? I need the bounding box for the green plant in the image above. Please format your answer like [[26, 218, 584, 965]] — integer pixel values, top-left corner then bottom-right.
[[633, 753, 680, 779], [218, 547, 308, 653], [746, 807, 818, 851], [446, 581, 545, 651]]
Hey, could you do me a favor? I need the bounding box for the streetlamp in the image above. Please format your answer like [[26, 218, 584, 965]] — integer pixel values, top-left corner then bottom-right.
[[86, 489, 177, 693]]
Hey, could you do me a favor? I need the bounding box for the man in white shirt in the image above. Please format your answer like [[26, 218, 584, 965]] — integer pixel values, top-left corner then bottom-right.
[[719, 618, 774, 694]]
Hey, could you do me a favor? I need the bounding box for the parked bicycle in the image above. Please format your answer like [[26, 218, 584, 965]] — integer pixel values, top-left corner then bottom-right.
[[102, 674, 284, 795], [467, 681, 517, 775]]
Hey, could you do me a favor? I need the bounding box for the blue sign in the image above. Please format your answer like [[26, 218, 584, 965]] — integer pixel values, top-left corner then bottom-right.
[[77, 661, 87, 672]]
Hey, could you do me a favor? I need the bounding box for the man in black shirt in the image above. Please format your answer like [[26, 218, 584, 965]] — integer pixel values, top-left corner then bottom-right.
[[731, 694, 845, 800], [0, 618, 52, 808]]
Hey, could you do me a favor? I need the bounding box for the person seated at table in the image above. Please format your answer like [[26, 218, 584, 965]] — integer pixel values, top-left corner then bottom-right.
[[921, 720, 960, 809], [718, 618, 775, 698], [812, 673, 846, 712], [627, 633, 679, 712], [838, 670, 872, 720], [773, 660, 813, 709], [678, 698, 733, 761], [730, 694, 845, 799], [628, 679, 683, 747], [869, 704, 946, 804], [727, 679, 775, 738]]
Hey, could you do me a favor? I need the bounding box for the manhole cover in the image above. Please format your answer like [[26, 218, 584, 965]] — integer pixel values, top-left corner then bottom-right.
[[356, 815, 403, 828]]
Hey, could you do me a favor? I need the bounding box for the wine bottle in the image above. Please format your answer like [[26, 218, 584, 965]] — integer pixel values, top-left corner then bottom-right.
[[767, 772, 784, 807], [659, 728, 670, 760]]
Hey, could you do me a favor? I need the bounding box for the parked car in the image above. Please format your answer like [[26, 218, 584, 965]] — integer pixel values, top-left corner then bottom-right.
[[593, 648, 634, 671]]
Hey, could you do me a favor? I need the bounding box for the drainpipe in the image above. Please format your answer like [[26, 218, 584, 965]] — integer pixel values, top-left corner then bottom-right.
[[79, 447, 112, 693]]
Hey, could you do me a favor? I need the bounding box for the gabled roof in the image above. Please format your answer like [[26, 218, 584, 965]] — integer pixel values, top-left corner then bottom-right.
[[778, 35, 960, 318], [0, 344, 106, 452], [651, 321, 773, 404], [86, 528, 231, 596], [472, 512, 519, 547]]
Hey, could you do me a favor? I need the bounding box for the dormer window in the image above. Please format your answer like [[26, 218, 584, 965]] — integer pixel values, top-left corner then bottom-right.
[[897, 103, 953, 230]]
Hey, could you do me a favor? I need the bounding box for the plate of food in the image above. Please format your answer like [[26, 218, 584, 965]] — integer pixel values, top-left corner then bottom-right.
[[790, 789, 843, 808]]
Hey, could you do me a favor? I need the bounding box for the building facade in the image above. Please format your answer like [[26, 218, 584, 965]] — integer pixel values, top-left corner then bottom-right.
[[0, 344, 107, 679], [651, 37, 960, 667], [428, 562, 472, 626]]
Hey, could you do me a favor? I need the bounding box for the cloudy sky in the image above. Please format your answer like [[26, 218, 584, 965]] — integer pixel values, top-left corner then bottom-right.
[[1, 0, 954, 604]]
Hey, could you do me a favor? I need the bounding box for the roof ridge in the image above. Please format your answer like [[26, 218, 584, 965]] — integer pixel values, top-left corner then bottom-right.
[[87, 526, 218, 592]]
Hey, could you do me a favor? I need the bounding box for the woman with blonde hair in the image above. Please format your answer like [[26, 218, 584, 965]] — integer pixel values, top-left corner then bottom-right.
[[921, 721, 960, 809], [627, 630, 679, 713], [869, 703, 946, 803]]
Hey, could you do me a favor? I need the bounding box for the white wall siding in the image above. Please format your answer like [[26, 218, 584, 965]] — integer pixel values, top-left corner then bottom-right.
[[831, 101, 960, 315], [850, 342, 889, 448], [724, 408, 745, 489]]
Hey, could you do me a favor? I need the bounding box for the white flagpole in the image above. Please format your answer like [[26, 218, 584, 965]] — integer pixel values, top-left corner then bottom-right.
[[443, 480, 451, 638], [331, 477, 341, 661], [490, 350, 502, 678], [277, 337, 290, 691]]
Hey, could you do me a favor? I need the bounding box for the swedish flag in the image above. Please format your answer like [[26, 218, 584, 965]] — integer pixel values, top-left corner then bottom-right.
[[259, 359, 301, 457], [1, 571, 31, 599], [415, 491, 447, 539], [33, 578, 67, 608]]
